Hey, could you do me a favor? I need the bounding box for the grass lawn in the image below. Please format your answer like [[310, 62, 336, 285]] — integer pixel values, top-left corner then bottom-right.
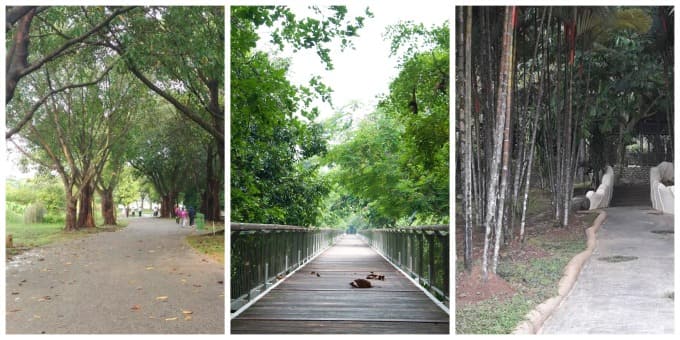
[[6, 220, 128, 257], [455, 188, 598, 334], [186, 230, 225, 264]]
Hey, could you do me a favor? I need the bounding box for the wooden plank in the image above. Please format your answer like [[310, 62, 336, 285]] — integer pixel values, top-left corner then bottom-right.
[[232, 235, 449, 334], [231, 319, 449, 334]]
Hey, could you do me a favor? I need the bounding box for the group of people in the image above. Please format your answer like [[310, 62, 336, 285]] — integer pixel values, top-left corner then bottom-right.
[[174, 205, 196, 228]]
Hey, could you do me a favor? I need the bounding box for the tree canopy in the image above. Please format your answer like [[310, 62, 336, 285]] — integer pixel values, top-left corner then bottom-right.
[[231, 6, 449, 230], [6, 6, 225, 230]]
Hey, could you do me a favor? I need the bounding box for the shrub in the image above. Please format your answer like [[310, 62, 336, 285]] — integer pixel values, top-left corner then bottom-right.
[[24, 202, 47, 224]]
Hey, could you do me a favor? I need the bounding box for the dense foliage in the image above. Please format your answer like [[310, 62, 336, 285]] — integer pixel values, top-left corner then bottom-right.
[[6, 6, 224, 229]]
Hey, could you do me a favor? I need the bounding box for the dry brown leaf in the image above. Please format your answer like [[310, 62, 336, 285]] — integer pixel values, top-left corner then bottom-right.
[[131, 304, 141, 311], [184, 315, 192, 321], [182, 310, 193, 315]]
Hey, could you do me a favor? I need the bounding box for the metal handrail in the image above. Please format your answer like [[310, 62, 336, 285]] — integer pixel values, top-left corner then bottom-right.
[[230, 223, 343, 313], [357, 225, 449, 306]]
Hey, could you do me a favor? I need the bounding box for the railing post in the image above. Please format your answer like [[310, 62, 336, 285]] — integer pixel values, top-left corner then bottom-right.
[[264, 262, 269, 289]]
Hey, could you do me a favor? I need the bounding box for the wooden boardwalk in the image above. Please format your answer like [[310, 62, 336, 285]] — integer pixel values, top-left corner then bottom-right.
[[231, 235, 449, 334]]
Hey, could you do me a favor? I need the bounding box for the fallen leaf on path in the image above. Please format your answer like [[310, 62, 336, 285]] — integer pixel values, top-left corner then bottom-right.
[[131, 304, 141, 311], [146, 266, 154, 270], [38, 296, 51, 302], [184, 315, 192, 321], [182, 310, 193, 315], [11, 291, 19, 295], [33, 315, 41, 319], [165, 317, 177, 321], [192, 284, 202, 288], [217, 280, 223, 284], [156, 296, 168, 301]]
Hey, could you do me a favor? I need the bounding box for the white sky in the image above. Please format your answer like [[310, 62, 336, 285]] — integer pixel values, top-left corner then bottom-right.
[[257, 2, 451, 123]]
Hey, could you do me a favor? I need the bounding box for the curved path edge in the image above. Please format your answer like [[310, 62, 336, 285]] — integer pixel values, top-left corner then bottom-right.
[[512, 210, 608, 334]]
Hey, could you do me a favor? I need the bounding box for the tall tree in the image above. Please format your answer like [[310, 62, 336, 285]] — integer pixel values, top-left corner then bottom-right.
[[231, 6, 369, 226], [9, 58, 139, 230], [102, 6, 225, 220], [5, 6, 135, 136]]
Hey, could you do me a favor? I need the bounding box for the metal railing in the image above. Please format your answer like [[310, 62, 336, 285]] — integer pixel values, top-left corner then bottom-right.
[[230, 223, 343, 313], [358, 225, 449, 305]]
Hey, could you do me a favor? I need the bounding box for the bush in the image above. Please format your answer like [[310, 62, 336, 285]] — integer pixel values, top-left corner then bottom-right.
[[24, 203, 47, 224], [42, 213, 65, 224]]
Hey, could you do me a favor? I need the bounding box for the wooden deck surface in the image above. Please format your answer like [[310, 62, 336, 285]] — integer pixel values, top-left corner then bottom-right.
[[231, 235, 449, 334]]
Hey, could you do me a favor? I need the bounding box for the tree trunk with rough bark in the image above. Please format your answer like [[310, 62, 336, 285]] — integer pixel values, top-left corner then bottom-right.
[[77, 180, 96, 229], [100, 188, 117, 225]]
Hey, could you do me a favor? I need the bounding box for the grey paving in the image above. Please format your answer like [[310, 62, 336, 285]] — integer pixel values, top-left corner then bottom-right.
[[540, 207, 674, 334], [6, 217, 224, 334]]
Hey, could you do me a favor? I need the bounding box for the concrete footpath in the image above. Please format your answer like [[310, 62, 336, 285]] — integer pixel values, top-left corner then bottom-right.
[[539, 207, 674, 334], [6, 217, 224, 334]]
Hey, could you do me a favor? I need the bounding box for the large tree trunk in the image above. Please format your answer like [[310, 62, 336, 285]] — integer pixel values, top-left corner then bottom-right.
[[77, 181, 96, 229], [160, 191, 178, 218], [205, 142, 222, 221], [64, 191, 78, 231], [100, 188, 117, 225]]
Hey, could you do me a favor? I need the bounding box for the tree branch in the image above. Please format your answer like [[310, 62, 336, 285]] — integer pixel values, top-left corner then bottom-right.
[[6, 61, 117, 139]]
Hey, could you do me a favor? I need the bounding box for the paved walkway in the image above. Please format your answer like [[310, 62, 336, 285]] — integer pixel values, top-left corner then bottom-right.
[[6, 217, 224, 334], [540, 207, 674, 334], [231, 235, 449, 334]]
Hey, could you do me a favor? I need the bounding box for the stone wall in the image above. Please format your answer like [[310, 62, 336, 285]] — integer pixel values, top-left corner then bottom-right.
[[650, 162, 674, 214], [587, 165, 614, 210], [613, 165, 652, 185]]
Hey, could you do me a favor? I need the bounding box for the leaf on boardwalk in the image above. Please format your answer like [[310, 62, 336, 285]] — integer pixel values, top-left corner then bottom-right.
[[156, 296, 168, 301], [38, 296, 51, 302], [165, 317, 177, 321], [146, 266, 154, 270], [131, 304, 141, 311], [182, 310, 193, 315]]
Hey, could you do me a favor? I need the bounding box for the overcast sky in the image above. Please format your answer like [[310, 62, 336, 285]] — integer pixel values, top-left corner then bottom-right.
[[257, 2, 451, 123]]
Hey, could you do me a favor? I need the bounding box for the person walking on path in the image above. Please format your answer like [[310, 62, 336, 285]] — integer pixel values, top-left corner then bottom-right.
[[180, 207, 189, 228], [174, 204, 181, 224], [188, 206, 196, 226]]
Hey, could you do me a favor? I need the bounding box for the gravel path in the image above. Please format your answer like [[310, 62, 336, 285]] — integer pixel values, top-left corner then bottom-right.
[[6, 217, 224, 334]]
